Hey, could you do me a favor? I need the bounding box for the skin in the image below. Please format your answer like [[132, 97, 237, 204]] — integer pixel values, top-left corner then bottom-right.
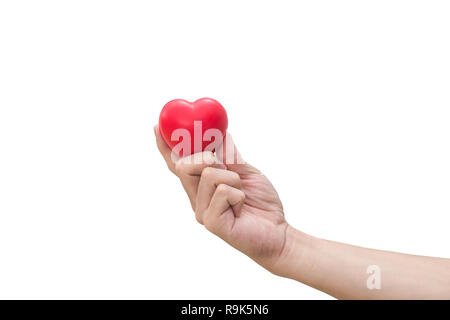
[[154, 126, 450, 299]]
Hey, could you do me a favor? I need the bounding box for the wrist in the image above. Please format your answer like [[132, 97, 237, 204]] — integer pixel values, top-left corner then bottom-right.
[[270, 225, 320, 281]]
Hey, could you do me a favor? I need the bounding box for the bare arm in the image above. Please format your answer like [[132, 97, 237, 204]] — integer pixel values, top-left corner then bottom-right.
[[155, 126, 450, 299], [276, 226, 450, 299]]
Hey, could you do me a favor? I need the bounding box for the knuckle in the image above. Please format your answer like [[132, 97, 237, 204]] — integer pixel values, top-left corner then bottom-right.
[[174, 161, 184, 175], [201, 166, 215, 180], [195, 212, 203, 225], [216, 183, 229, 196], [230, 171, 241, 185], [175, 159, 191, 176], [203, 216, 215, 232]]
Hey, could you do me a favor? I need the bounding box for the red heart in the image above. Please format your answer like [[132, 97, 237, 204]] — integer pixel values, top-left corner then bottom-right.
[[159, 98, 228, 157]]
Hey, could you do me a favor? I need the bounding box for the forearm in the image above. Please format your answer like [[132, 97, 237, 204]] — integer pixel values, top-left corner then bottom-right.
[[275, 225, 450, 299]]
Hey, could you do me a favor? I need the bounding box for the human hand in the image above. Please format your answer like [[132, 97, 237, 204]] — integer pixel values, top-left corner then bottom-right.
[[154, 125, 289, 272]]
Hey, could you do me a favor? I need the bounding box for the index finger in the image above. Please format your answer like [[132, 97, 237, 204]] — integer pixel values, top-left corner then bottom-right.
[[154, 124, 177, 173]]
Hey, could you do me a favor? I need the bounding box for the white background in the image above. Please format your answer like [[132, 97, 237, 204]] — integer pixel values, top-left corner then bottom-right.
[[0, 1, 449, 299]]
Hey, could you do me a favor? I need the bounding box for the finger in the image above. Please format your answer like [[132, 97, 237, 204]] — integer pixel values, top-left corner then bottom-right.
[[179, 175, 200, 211], [195, 168, 241, 224], [154, 125, 177, 174], [203, 184, 245, 237], [216, 132, 260, 175], [175, 151, 225, 176], [175, 151, 226, 211]]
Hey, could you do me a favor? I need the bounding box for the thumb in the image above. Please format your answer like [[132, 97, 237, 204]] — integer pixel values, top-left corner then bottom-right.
[[216, 132, 260, 175]]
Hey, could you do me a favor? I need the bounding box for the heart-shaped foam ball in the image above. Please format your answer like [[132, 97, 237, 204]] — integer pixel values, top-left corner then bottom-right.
[[159, 98, 228, 157]]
